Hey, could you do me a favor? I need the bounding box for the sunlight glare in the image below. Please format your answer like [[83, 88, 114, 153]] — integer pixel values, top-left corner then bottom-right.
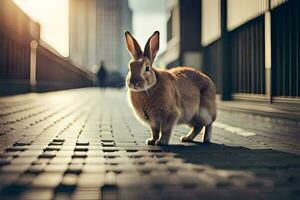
[[13, 0, 69, 57]]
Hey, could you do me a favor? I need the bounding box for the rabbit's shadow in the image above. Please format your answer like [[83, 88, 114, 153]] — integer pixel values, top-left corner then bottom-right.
[[161, 142, 300, 172]]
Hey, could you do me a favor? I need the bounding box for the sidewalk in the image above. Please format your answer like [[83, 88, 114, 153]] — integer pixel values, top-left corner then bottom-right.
[[0, 88, 299, 200], [217, 96, 300, 121]]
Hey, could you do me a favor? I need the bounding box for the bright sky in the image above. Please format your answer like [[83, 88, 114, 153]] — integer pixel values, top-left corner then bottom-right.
[[12, 0, 166, 58], [129, 0, 167, 54], [13, 0, 69, 57]]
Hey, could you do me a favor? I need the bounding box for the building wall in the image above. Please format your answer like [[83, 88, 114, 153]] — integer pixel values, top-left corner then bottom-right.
[[69, 0, 132, 75], [36, 44, 93, 91], [159, 1, 180, 67], [69, 0, 96, 70], [271, 0, 300, 97], [270, 0, 288, 9], [202, 0, 288, 46], [0, 0, 93, 95], [159, 0, 297, 99], [201, 0, 220, 46], [227, 0, 268, 31], [159, 0, 201, 68], [201, 0, 298, 98], [0, 0, 39, 94], [180, 0, 202, 68], [96, 0, 132, 74], [120, 5, 132, 75]]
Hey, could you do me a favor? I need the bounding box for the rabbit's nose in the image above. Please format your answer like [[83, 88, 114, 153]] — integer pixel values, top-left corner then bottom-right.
[[135, 82, 142, 87], [130, 78, 141, 87]]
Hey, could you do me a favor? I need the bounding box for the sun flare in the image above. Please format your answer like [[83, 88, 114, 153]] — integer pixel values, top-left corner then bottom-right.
[[13, 0, 69, 57]]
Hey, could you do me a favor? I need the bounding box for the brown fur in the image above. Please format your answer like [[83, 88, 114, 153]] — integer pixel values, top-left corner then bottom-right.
[[125, 31, 216, 145]]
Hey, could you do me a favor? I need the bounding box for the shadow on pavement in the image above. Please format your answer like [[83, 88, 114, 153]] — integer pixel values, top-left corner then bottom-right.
[[162, 143, 300, 199], [164, 142, 300, 170]]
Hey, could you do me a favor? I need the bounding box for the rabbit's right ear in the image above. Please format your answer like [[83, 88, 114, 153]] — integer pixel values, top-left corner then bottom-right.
[[143, 31, 159, 64], [125, 31, 142, 58]]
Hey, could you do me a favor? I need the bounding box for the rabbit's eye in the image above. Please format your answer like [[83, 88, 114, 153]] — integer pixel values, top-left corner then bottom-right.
[[145, 66, 150, 72]]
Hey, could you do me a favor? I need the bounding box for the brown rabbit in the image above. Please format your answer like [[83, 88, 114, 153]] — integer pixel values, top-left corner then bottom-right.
[[125, 31, 216, 145]]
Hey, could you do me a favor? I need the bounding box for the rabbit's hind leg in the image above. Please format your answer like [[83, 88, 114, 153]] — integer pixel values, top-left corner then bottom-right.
[[180, 125, 203, 142], [203, 123, 212, 143]]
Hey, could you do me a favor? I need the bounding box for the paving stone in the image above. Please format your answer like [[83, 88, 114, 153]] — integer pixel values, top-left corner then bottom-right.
[[15, 139, 33, 146], [32, 173, 63, 188], [49, 142, 64, 146], [101, 141, 115, 147], [1, 163, 31, 173], [0, 173, 19, 187], [53, 139, 66, 143], [66, 164, 83, 174], [72, 188, 100, 200], [6, 146, 28, 152], [1, 182, 29, 195], [72, 152, 87, 159], [10, 157, 36, 164], [16, 173, 37, 185], [55, 174, 78, 193], [21, 189, 53, 200], [26, 163, 47, 175], [74, 147, 89, 152], [0, 158, 10, 166], [39, 153, 56, 159], [77, 173, 105, 187], [45, 147, 61, 151], [76, 141, 89, 146]]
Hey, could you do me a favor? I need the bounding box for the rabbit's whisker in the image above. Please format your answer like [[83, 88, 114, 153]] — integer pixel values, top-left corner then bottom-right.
[[121, 86, 128, 94], [144, 86, 150, 97]]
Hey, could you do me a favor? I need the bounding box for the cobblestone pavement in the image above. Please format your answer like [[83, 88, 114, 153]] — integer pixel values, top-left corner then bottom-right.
[[0, 88, 299, 200]]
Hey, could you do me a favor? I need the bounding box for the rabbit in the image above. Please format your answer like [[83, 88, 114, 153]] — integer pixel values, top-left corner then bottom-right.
[[125, 31, 217, 145]]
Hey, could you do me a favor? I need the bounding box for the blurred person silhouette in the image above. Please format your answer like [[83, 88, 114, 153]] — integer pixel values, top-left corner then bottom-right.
[[97, 60, 107, 87]]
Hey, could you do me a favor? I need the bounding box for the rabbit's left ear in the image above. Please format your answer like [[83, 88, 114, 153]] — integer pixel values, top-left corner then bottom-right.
[[125, 31, 142, 58], [144, 31, 159, 64]]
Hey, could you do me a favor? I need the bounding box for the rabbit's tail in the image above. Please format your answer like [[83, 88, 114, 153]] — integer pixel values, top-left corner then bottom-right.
[[200, 82, 217, 122]]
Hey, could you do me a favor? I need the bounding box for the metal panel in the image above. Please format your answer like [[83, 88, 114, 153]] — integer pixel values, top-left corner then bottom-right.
[[227, 0, 268, 31], [271, 0, 300, 97], [36, 45, 93, 91], [231, 16, 265, 94], [271, 0, 288, 9], [201, 0, 221, 46], [203, 40, 222, 93], [0, 29, 31, 80]]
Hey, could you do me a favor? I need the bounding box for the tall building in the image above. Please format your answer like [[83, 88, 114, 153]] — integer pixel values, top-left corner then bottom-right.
[[69, 0, 97, 71], [69, 0, 132, 75]]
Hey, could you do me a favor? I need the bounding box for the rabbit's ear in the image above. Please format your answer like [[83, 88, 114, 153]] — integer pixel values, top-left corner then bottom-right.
[[144, 31, 159, 63], [125, 31, 142, 58]]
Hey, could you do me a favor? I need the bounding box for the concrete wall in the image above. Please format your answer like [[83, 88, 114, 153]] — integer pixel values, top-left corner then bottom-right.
[[201, 0, 288, 46], [69, 0, 97, 70], [0, 0, 93, 95]]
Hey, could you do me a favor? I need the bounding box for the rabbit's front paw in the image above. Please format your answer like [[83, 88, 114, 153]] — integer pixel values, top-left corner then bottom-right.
[[155, 138, 169, 146], [146, 138, 156, 145]]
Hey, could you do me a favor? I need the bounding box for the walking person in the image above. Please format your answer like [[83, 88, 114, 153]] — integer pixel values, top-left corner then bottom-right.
[[97, 61, 107, 87]]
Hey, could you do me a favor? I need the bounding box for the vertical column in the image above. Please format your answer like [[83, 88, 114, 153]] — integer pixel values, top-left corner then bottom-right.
[[221, 0, 232, 100], [265, 11, 272, 102], [30, 40, 38, 91]]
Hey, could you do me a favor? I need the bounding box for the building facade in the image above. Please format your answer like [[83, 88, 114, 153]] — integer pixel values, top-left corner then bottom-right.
[[69, 0, 97, 72], [159, 0, 202, 69], [159, 0, 299, 102], [69, 0, 132, 75], [0, 0, 93, 95]]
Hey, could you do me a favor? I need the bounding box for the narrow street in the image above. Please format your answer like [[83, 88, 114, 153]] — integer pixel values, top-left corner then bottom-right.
[[0, 88, 299, 200]]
